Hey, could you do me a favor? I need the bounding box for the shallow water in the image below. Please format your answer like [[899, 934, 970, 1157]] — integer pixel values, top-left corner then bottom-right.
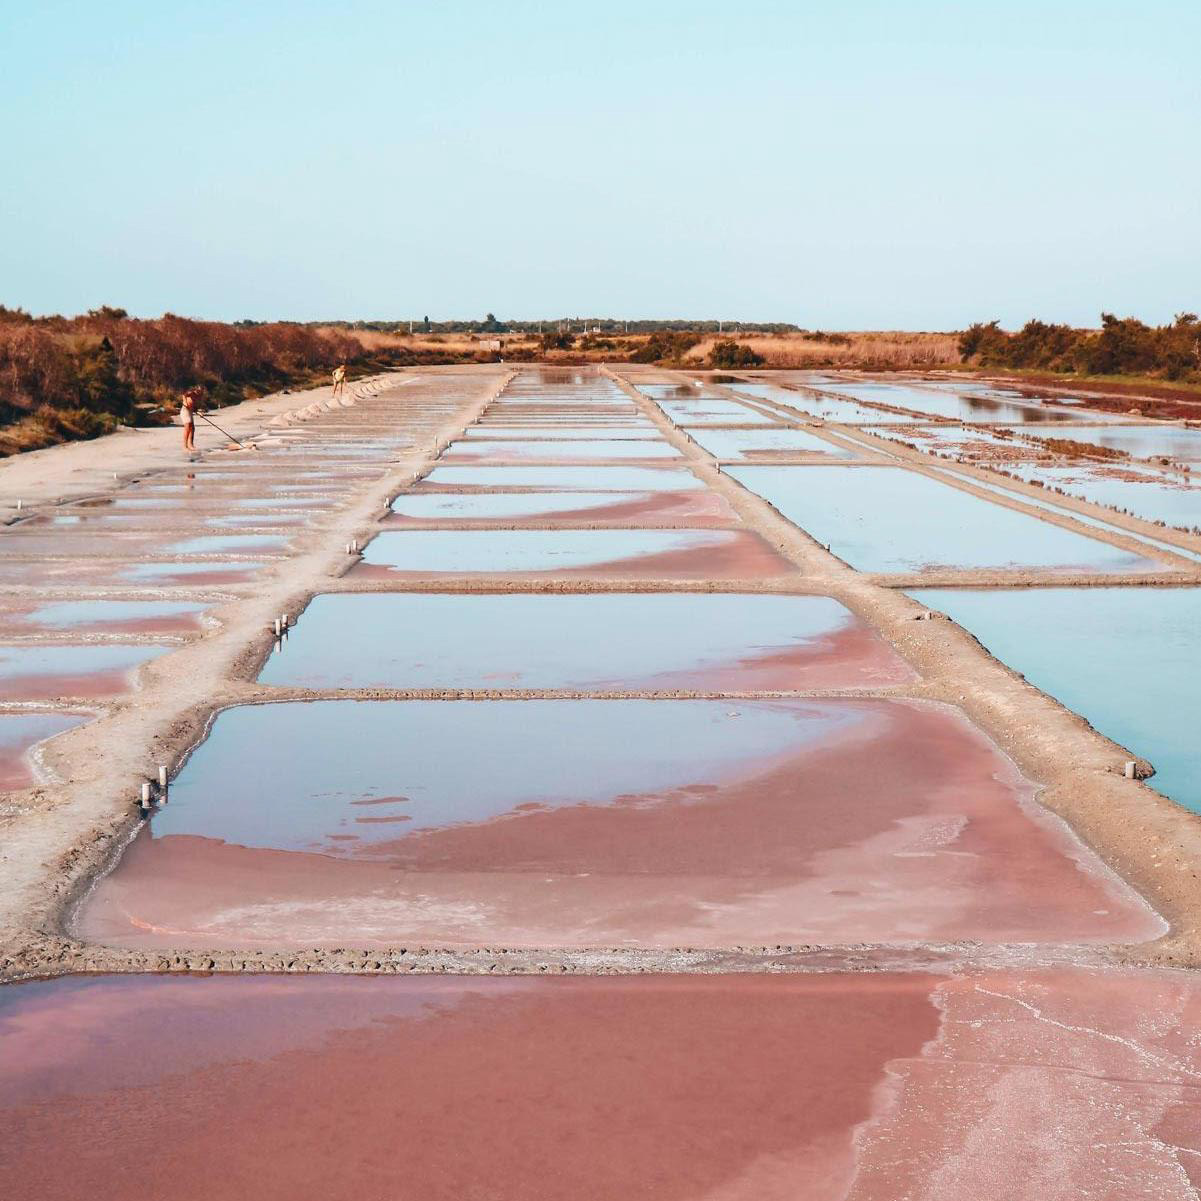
[[260, 593, 912, 690], [420, 465, 700, 490], [164, 534, 291, 555], [230, 495, 337, 508], [208, 512, 311, 527], [658, 399, 777, 426], [441, 439, 682, 461], [0, 711, 88, 788], [731, 383, 924, 424], [729, 465, 1164, 573], [0, 645, 166, 700], [908, 586, 1201, 811], [389, 491, 655, 520], [1004, 464, 1201, 529], [865, 425, 1044, 456], [687, 427, 857, 460], [636, 383, 726, 399], [4, 968, 1198, 1201], [121, 561, 268, 583], [135, 699, 860, 848], [358, 528, 786, 577], [463, 425, 657, 439], [929, 465, 1201, 565], [827, 381, 1090, 424], [1023, 423, 1201, 465], [0, 600, 207, 637], [76, 697, 1158, 948]]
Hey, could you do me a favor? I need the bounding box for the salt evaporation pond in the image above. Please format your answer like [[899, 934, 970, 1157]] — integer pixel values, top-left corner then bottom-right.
[[0, 711, 88, 788], [0, 600, 207, 638], [463, 425, 657, 439], [728, 465, 1164, 573], [260, 593, 913, 691], [440, 439, 682, 461], [7, 968, 1200, 1199], [0, 645, 167, 700], [908, 586, 1201, 812], [1003, 463, 1201, 530], [76, 698, 1159, 949], [419, 465, 701, 490], [826, 381, 1093, 424], [730, 382, 926, 424], [658, 399, 777, 426], [686, 427, 858, 460], [1017, 423, 1201, 465], [356, 528, 791, 579]]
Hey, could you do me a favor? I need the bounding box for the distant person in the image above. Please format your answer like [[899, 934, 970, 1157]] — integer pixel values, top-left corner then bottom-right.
[[332, 363, 347, 399], [180, 387, 204, 452]]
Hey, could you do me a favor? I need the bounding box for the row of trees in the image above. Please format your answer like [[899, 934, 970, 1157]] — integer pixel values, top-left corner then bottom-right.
[[337, 316, 802, 336], [0, 307, 371, 453], [959, 313, 1201, 380]]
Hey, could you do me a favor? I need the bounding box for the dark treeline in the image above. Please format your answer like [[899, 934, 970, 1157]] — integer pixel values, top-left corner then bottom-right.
[[0, 306, 422, 455], [960, 313, 1201, 380], [332, 315, 800, 335]]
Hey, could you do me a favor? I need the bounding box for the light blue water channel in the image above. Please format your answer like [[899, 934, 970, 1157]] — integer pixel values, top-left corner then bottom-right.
[[1022, 425, 1201, 466], [727, 465, 1161, 573], [1004, 465, 1201, 530], [658, 400, 776, 426], [730, 384, 922, 424], [828, 382, 1092, 424], [687, 428, 857, 460], [908, 587, 1201, 812]]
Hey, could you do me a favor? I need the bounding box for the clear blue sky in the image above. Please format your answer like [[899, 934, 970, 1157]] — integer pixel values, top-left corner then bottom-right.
[[2, 1, 1198, 328]]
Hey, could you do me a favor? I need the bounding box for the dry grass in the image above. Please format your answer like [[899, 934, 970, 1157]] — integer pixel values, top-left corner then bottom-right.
[[682, 331, 960, 370], [317, 327, 962, 370]]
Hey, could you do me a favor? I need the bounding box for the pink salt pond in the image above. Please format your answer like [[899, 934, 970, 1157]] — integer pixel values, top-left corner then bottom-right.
[[0, 645, 167, 701], [439, 438, 683, 462], [260, 592, 913, 691], [354, 528, 793, 580], [76, 698, 1162, 950], [0, 711, 89, 789], [0, 600, 208, 639], [3, 967, 1199, 1201], [386, 488, 736, 526]]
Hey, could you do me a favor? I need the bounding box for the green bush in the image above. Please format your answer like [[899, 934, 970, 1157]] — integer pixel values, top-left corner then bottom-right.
[[959, 313, 1201, 381], [629, 331, 701, 364], [708, 339, 764, 368]]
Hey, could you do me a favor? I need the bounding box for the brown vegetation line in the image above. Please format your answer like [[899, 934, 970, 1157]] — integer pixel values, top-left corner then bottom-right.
[[684, 331, 961, 370], [367, 330, 962, 370]]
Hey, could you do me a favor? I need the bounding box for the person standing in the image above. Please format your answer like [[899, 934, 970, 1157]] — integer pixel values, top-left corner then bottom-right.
[[181, 386, 203, 452], [332, 363, 347, 399]]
